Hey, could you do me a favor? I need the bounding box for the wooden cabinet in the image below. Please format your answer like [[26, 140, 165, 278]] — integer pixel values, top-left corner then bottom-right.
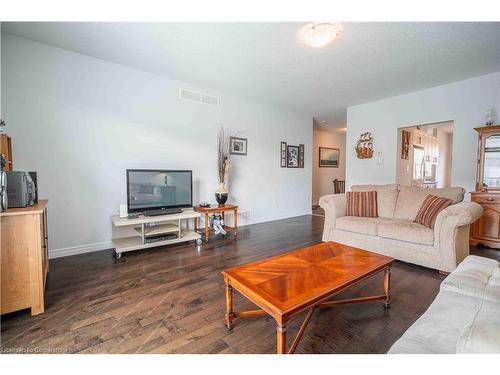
[[471, 125, 500, 249], [470, 192, 500, 248], [0, 133, 13, 171], [1, 200, 49, 315]]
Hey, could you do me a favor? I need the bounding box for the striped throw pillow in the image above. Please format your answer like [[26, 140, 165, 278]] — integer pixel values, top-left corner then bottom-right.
[[415, 194, 453, 228], [346, 191, 378, 218]]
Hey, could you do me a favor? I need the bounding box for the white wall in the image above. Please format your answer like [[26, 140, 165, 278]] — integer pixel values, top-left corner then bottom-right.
[[312, 128, 346, 205], [1, 34, 313, 258], [346, 72, 500, 194]]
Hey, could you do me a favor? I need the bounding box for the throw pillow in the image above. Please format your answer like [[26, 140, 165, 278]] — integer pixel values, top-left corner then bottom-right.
[[415, 194, 453, 228], [346, 191, 378, 218]]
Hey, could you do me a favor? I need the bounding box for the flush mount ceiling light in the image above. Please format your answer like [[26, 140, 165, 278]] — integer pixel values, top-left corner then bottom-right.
[[303, 23, 343, 48]]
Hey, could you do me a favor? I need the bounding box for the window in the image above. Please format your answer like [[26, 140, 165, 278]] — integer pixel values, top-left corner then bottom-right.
[[483, 135, 500, 188]]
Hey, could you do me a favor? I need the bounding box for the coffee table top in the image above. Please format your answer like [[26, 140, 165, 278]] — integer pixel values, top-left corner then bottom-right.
[[222, 242, 393, 319]]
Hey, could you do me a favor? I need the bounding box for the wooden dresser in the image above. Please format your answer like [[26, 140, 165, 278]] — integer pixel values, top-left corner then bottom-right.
[[1, 200, 49, 315], [470, 125, 500, 249]]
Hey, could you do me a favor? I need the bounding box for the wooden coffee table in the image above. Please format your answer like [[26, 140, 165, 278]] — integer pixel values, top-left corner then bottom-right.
[[222, 242, 393, 354]]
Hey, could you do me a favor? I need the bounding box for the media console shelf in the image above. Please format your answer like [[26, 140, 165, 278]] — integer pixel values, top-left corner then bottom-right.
[[111, 209, 202, 258]]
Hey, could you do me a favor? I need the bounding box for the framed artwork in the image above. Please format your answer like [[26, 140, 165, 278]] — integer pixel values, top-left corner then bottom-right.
[[230, 137, 248, 155], [280, 141, 287, 167], [401, 130, 410, 160], [319, 147, 339, 168], [287, 145, 300, 168], [299, 144, 304, 168]]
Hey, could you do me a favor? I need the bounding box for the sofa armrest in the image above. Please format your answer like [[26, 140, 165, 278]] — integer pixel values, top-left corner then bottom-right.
[[435, 202, 483, 231], [319, 194, 347, 242], [434, 202, 483, 272]]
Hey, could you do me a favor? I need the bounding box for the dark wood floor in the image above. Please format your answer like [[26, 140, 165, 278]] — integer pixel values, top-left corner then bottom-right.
[[1, 215, 498, 354]]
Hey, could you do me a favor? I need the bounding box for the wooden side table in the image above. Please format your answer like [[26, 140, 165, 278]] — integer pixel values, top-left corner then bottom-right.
[[194, 204, 238, 243]]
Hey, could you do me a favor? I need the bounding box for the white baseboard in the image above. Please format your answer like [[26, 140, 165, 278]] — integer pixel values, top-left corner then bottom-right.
[[48, 211, 312, 259], [49, 241, 113, 259], [249, 211, 312, 225]]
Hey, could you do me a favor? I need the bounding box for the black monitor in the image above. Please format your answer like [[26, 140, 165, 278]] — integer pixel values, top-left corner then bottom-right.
[[126, 169, 193, 213]]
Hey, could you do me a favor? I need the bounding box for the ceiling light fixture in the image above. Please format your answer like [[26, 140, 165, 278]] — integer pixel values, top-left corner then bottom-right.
[[303, 23, 343, 48]]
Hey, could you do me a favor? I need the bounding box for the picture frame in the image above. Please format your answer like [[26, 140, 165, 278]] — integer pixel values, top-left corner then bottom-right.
[[401, 130, 410, 160], [299, 144, 304, 168], [230, 137, 248, 155], [280, 141, 287, 167], [319, 147, 339, 168], [287, 145, 300, 168]]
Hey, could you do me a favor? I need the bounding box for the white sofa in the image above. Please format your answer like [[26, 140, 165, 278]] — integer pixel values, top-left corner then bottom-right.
[[389, 255, 500, 353], [319, 184, 483, 273]]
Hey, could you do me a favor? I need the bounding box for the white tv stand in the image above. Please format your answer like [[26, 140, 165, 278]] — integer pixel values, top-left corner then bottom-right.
[[111, 209, 202, 259]]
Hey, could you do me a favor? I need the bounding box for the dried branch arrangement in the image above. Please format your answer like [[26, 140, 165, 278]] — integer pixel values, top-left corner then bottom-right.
[[217, 126, 232, 184]]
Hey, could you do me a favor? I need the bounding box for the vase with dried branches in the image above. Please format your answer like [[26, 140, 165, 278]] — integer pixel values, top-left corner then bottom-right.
[[216, 126, 231, 206]]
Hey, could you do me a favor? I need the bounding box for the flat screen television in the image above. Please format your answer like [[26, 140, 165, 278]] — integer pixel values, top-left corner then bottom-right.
[[126, 169, 193, 213]]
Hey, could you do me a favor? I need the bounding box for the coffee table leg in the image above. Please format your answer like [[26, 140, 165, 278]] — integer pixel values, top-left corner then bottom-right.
[[276, 323, 287, 354], [225, 281, 234, 330], [384, 268, 391, 309]]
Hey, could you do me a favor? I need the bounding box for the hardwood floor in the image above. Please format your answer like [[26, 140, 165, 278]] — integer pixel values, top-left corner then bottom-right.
[[0, 215, 497, 354]]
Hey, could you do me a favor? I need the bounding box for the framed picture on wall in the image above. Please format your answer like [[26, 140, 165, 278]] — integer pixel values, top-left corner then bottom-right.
[[319, 147, 339, 168], [287, 145, 300, 168], [280, 141, 287, 167], [298, 144, 304, 168], [230, 137, 248, 155], [401, 130, 410, 160]]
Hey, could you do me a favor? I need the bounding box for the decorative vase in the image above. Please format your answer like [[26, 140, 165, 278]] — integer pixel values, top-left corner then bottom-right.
[[215, 182, 228, 206], [485, 109, 495, 126]]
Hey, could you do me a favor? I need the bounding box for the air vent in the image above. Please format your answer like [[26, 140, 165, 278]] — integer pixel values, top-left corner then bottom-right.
[[179, 88, 219, 106]]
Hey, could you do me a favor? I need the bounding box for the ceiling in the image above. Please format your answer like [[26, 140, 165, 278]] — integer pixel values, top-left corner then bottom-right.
[[3, 22, 500, 128]]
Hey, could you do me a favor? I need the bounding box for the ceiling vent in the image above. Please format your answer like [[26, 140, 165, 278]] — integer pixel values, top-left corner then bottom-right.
[[179, 88, 219, 106]]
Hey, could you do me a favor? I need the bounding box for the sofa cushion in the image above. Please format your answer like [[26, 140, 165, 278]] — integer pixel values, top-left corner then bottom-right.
[[415, 195, 453, 228], [389, 291, 484, 353], [441, 255, 500, 303], [456, 300, 500, 353], [377, 219, 434, 246], [352, 184, 398, 219], [394, 186, 465, 221], [335, 216, 379, 236], [345, 191, 378, 218]]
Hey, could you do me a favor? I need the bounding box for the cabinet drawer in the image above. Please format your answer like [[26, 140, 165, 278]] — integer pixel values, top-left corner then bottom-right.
[[471, 194, 500, 205]]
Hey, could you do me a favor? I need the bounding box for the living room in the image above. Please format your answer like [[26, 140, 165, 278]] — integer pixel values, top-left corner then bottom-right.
[[1, 1, 499, 374]]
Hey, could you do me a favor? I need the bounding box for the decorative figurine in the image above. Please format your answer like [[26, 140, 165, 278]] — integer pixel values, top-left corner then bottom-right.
[[210, 213, 226, 235]]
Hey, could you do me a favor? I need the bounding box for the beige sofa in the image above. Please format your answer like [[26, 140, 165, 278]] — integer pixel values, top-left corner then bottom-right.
[[389, 255, 500, 353], [319, 184, 483, 273]]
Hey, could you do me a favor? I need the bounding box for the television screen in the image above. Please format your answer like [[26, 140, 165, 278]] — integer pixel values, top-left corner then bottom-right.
[[127, 169, 192, 212]]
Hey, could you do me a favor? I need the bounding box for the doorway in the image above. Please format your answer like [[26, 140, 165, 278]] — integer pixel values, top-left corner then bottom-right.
[[396, 121, 453, 188], [312, 119, 346, 216]]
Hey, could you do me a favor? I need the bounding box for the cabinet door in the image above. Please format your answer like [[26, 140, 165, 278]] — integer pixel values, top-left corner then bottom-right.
[[1, 215, 31, 313], [475, 206, 500, 240]]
